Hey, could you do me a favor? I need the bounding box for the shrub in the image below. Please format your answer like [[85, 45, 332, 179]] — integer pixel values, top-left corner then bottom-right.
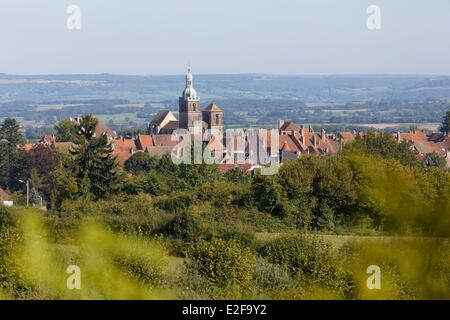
[[0, 205, 14, 229], [217, 225, 256, 248], [0, 227, 35, 297], [155, 192, 196, 213], [261, 233, 350, 291], [252, 258, 293, 293], [186, 238, 256, 288], [166, 211, 208, 243]]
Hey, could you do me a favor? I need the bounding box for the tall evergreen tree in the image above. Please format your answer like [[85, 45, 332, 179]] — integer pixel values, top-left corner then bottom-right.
[[54, 119, 78, 143], [70, 115, 122, 199], [0, 118, 26, 191], [441, 110, 450, 134]]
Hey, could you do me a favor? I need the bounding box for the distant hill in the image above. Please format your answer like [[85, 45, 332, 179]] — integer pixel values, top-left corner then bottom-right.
[[1, 74, 450, 102]]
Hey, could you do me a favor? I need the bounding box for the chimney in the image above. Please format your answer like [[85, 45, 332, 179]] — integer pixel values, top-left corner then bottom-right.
[[291, 130, 295, 136], [321, 128, 326, 142], [313, 134, 318, 148], [301, 134, 306, 145], [309, 125, 314, 133], [396, 131, 401, 143], [278, 120, 285, 129], [300, 127, 304, 136]]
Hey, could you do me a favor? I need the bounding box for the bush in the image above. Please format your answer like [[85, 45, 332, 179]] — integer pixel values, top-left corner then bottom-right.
[[166, 211, 208, 243], [0, 227, 35, 297], [252, 258, 293, 293], [0, 205, 14, 229], [186, 238, 256, 288], [261, 233, 350, 291], [155, 192, 196, 213]]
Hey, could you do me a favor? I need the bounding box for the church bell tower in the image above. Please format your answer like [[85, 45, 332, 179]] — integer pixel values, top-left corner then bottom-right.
[[179, 69, 201, 132]]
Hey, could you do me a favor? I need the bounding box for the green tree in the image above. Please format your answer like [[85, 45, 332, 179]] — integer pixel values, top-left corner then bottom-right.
[[424, 152, 447, 169], [251, 174, 287, 216], [54, 119, 78, 143], [53, 168, 79, 207], [25, 144, 61, 204], [186, 238, 256, 288], [0, 118, 26, 191], [124, 152, 157, 175], [440, 110, 450, 133], [70, 115, 122, 199], [343, 132, 419, 167]]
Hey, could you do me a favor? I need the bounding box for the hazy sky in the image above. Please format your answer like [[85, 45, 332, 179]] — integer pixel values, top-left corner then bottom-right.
[[1, 0, 449, 75]]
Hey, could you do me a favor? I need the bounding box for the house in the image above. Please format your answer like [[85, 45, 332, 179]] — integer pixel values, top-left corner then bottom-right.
[[394, 130, 450, 167], [0, 187, 13, 207], [277, 121, 340, 162], [112, 137, 139, 165], [148, 110, 178, 135]]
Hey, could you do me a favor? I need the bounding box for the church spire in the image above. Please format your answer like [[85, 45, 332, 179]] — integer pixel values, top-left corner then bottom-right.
[[182, 68, 198, 100], [186, 68, 193, 88]]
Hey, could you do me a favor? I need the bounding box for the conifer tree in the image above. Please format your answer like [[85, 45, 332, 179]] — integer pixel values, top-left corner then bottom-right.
[[0, 118, 26, 191], [70, 115, 122, 199], [441, 110, 450, 133]]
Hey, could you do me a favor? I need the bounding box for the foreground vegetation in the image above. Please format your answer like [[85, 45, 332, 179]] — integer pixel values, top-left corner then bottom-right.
[[1, 115, 449, 299]]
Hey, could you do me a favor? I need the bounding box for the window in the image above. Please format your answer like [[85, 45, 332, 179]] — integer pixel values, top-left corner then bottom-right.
[[215, 114, 220, 125]]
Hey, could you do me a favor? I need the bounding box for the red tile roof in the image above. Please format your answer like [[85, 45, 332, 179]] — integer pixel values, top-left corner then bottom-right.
[[136, 135, 154, 151], [112, 138, 139, 164], [152, 135, 178, 148]]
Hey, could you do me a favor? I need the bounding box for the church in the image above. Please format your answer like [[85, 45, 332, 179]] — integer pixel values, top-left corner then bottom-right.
[[148, 69, 224, 136]]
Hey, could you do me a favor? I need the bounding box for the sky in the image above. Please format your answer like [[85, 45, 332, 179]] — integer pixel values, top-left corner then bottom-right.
[[0, 0, 449, 75]]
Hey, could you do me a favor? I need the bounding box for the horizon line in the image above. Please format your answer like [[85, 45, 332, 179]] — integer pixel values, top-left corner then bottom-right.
[[2, 72, 450, 78]]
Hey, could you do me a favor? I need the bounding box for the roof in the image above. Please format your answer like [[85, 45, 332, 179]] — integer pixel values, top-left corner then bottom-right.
[[24, 144, 35, 152], [279, 135, 300, 153], [135, 135, 154, 151], [339, 132, 357, 143], [428, 132, 446, 143], [152, 134, 178, 148], [397, 130, 428, 143], [147, 146, 174, 157], [39, 135, 56, 144], [203, 103, 223, 112], [112, 138, 139, 164], [279, 121, 302, 132], [161, 120, 179, 131], [150, 110, 173, 125], [0, 187, 12, 201], [95, 119, 117, 139]]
